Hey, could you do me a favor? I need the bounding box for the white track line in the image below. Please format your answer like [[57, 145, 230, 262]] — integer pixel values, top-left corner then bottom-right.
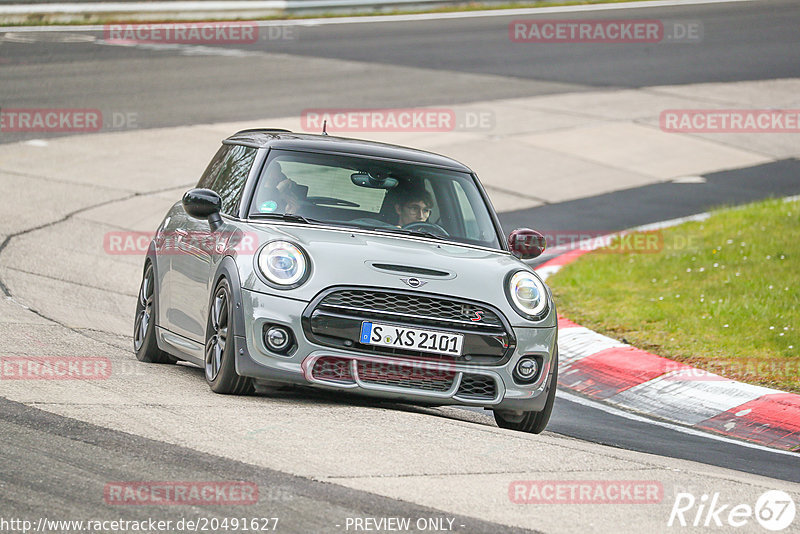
[[557, 390, 799, 457], [1, 0, 754, 32]]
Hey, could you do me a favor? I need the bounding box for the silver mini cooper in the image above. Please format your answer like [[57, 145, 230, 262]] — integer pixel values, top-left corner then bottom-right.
[[134, 129, 557, 433]]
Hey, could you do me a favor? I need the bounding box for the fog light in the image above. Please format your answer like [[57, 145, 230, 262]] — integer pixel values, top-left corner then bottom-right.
[[265, 326, 290, 352], [514, 357, 539, 382]]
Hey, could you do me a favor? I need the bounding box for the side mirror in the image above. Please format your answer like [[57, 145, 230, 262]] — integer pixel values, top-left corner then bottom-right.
[[508, 228, 546, 260], [182, 188, 223, 231]]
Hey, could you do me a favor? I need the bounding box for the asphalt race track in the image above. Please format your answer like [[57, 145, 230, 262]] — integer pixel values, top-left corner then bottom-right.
[[2, 1, 799, 139], [1, 1, 799, 532]]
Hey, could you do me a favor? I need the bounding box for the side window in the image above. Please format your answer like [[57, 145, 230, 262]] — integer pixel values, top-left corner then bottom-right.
[[197, 145, 231, 189], [211, 145, 257, 216]]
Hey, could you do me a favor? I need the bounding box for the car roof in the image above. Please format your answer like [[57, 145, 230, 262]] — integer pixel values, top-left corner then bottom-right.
[[225, 129, 473, 172]]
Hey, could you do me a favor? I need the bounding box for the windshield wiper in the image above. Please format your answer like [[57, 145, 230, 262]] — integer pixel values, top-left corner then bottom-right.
[[249, 215, 446, 241], [249, 213, 320, 224]]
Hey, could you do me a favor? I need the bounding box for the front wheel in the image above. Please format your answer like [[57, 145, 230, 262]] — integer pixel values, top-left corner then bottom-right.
[[494, 352, 558, 434], [204, 278, 253, 395], [133, 262, 174, 364]]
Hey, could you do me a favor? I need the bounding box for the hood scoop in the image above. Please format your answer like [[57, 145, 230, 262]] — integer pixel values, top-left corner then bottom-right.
[[368, 262, 454, 279]]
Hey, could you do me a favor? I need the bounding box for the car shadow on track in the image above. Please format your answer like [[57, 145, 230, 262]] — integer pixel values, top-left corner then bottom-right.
[[170, 359, 503, 430]]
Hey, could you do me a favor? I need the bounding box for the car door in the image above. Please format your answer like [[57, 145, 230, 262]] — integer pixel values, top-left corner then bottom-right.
[[169, 144, 257, 343], [160, 144, 229, 339]]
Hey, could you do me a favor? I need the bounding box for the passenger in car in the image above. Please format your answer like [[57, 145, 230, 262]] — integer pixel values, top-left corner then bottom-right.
[[257, 162, 303, 214]]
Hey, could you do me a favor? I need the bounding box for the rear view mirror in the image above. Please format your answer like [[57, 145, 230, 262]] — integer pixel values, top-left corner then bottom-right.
[[351, 172, 399, 189]]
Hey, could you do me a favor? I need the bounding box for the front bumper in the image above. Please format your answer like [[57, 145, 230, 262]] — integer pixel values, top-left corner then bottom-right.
[[235, 288, 557, 411]]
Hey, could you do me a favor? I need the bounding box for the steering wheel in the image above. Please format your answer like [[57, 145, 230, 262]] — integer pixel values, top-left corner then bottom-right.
[[402, 221, 449, 237]]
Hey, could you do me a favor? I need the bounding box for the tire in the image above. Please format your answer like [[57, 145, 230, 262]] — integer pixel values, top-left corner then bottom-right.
[[204, 277, 253, 395], [494, 351, 558, 434], [133, 262, 174, 364]]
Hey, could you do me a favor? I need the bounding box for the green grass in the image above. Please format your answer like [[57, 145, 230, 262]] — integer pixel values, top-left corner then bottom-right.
[[548, 197, 800, 393]]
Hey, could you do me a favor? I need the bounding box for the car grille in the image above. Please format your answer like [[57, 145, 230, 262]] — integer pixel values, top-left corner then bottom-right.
[[356, 360, 455, 392], [307, 356, 500, 402], [456, 374, 497, 400], [304, 287, 514, 365], [311, 356, 354, 383], [319, 289, 504, 328]]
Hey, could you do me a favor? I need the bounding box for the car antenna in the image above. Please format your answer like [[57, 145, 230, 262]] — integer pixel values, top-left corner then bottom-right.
[[322, 120, 328, 136]]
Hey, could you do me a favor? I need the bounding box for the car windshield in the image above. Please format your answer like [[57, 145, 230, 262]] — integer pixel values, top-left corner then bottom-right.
[[248, 149, 502, 249]]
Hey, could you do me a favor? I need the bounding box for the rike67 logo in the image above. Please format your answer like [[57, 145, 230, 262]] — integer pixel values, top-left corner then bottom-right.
[[668, 490, 796, 531]]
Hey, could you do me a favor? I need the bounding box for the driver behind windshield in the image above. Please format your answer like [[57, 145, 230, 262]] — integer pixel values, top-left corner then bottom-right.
[[394, 187, 434, 227]]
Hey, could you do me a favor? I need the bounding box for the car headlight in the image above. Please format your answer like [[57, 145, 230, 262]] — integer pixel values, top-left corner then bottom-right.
[[506, 270, 548, 320], [257, 241, 309, 288]]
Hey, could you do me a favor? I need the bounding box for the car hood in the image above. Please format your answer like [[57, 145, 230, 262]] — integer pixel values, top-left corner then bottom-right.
[[236, 223, 554, 327]]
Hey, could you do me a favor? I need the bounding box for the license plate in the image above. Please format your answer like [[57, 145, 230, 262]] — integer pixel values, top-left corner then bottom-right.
[[359, 321, 464, 356]]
